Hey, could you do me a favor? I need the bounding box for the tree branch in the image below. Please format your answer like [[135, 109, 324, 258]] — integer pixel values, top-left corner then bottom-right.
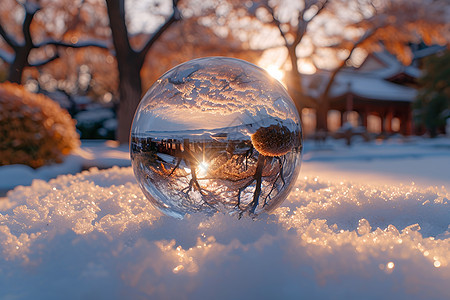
[[294, 0, 328, 47], [29, 53, 60, 67], [36, 39, 110, 49], [0, 21, 18, 49], [310, 0, 329, 21], [137, 0, 181, 64], [265, 4, 290, 47], [322, 27, 378, 99], [63, 0, 86, 34], [0, 49, 14, 63], [21, 2, 41, 48]]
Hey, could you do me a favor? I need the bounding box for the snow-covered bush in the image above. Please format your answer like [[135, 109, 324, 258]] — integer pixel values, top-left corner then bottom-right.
[[0, 82, 80, 168]]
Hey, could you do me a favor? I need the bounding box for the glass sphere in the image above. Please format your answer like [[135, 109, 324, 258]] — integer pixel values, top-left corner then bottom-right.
[[131, 57, 302, 218]]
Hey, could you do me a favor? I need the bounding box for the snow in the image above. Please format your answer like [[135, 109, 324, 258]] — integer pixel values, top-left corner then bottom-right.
[[0, 140, 130, 194], [75, 108, 115, 124], [303, 50, 421, 103], [302, 136, 450, 190], [329, 71, 417, 102], [1, 137, 449, 299]]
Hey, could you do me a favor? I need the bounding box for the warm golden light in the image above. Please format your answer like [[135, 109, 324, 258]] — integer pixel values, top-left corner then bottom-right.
[[265, 65, 284, 82], [298, 61, 317, 74], [198, 161, 209, 177]]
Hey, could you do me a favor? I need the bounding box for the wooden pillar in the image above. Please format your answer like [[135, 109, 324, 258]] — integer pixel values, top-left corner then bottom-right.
[[385, 107, 393, 133], [361, 106, 369, 128], [406, 106, 412, 136], [344, 91, 354, 124], [380, 111, 386, 133], [400, 109, 413, 135]]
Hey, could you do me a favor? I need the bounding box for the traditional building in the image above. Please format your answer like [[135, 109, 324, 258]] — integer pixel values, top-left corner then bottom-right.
[[302, 51, 422, 136]]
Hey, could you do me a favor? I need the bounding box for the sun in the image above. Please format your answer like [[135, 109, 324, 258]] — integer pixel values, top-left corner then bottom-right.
[[198, 161, 209, 177], [265, 65, 284, 82]]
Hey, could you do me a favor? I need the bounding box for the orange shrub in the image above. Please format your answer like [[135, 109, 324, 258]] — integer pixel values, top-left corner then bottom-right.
[[0, 82, 80, 168]]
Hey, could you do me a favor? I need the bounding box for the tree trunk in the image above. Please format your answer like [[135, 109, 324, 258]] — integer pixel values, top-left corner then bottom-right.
[[106, 0, 178, 144], [106, 0, 140, 145], [8, 46, 32, 84], [284, 45, 317, 115], [116, 64, 143, 144], [316, 66, 343, 132], [8, 59, 25, 84], [284, 46, 304, 115], [285, 70, 303, 113]]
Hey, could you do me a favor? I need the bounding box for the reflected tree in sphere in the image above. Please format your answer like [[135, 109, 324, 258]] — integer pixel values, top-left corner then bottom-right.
[[131, 57, 302, 219]]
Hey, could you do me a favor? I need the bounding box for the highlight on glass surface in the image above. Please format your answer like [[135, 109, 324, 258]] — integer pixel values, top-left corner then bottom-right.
[[130, 57, 303, 218]]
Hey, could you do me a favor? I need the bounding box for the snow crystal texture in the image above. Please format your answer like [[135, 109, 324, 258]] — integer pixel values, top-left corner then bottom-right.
[[0, 167, 449, 299]]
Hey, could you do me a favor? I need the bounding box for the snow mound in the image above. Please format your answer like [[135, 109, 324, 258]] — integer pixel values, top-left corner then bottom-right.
[[0, 167, 449, 299]]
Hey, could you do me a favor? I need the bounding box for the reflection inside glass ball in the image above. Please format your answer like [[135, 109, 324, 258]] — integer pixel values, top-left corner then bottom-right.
[[130, 57, 302, 218]]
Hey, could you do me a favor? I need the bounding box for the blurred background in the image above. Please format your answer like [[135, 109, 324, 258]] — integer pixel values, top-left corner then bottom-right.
[[0, 0, 449, 145]]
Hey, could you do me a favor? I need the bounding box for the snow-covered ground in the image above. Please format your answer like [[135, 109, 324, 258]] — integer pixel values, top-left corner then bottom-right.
[[1, 137, 449, 299], [302, 135, 450, 190], [0, 140, 131, 196]]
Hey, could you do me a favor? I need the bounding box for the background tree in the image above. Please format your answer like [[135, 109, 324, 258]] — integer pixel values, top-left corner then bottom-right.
[[248, 0, 449, 131], [105, 0, 180, 144], [0, 0, 109, 84], [252, 0, 329, 111], [414, 50, 450, 137], [141, 0, 264, 91], [314, 0, 450, 131], [106, 0, 267, 143]]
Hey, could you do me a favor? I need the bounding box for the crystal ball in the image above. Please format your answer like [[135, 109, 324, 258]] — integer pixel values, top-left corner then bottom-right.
[[130, 57, 302, 218]]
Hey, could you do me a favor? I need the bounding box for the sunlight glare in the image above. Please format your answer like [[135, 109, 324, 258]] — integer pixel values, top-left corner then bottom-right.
[[387, 262, 395, 269], [266, 65, 284, 82], [298, 61, 317, 74], [198, 161, 209, 177]]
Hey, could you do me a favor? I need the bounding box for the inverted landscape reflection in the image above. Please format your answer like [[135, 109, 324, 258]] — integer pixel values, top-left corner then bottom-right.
[[131, 57, 303, 218]]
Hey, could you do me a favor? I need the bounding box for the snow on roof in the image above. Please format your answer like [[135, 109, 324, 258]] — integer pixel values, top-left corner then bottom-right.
[[73, 95, 92, 104], [303, 70, 417, 102], [361, 51, 422, 80], [412, 45, 447, 60], [403, 65, 422, 78], [302, 48, 424, 103], [329, 71, 417, 102]]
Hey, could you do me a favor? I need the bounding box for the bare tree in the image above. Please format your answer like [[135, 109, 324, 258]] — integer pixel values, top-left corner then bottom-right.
[[105, 0, 180, 144], [248, 0, 449, 132], [253, 0, 329, 112], [315, 0, 450, 131], [0, 0, 108, 84], [316, 27, 377, 130]]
